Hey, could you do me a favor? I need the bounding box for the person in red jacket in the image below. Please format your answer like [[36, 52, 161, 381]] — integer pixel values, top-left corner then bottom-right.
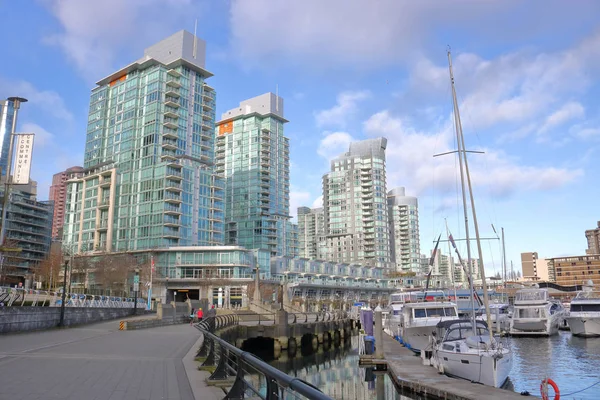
[[197, 308, 203, 321]]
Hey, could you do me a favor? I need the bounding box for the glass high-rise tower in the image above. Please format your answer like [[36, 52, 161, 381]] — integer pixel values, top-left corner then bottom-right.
[[215, 93, 297, 257], [322, 138, 391, 268], [63, 31, 224, 253], [387, 187, 420, 273]]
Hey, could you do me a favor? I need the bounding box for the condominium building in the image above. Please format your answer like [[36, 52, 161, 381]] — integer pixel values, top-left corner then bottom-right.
[[48, 166, 83, 239], [297, 206, 325, 259], [387, 187, 420, 272], [62, 30, 224, 253], [551, 255, 598, 287], [521, 251, 552, 281], [215, 93, 297, 257], [585, 221, 600, 255], [0, 180, 53, 283], [321, 138, 391, 268], [0, 99, 15, 175]]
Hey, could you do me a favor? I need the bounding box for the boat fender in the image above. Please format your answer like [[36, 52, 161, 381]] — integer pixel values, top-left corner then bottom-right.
[[540, 378, 560, 400]]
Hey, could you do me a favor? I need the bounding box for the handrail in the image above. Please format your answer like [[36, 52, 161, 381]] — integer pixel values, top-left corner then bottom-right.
[[196, 322, 331, 400]]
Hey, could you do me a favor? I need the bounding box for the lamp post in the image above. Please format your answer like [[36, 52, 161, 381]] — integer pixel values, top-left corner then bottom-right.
[[58, 260, 69, 327], [133, 267, 140, 315], [165, 276, 169, 304]]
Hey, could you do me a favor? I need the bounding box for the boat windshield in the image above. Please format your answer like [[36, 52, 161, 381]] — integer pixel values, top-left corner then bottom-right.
[[444, 325, 489, 342], [516, 290, 547, 302], [414, 307, 457, 318], [571, 303, 600, 312]]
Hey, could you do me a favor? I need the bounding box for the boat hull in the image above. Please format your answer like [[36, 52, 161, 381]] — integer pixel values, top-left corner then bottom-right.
[[433, 348, 512, 388], [400, 325, 438, 353], [567, 316, 600, 337], [510, 315, 562, 336]]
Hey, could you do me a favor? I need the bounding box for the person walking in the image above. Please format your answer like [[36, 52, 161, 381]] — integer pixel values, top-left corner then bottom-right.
[[197, 307, 204, 322], [189, 308, 195, 325]]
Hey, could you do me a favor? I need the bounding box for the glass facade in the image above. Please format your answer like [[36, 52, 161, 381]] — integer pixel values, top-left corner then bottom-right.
[[215, 93, 297, 257], [63, 31, 224, 252], [0, 185, 53, 280], [297, 206, 325, 259]]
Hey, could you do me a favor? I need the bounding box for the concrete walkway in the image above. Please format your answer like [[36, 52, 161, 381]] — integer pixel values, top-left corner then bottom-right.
[[0, 319, 222, 400]]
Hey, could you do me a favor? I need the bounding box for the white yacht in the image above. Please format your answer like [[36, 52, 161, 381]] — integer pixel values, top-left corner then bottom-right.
[[476, 302, 512, 333], [431, 320, 512, 388], [566, 289, 600, 337], [398, 301, 458, 353], [384, 292, 419, 336], [510, 288, 566, 336]]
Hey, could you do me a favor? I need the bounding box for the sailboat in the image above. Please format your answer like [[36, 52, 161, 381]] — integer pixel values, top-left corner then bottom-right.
[[429, 49, 512, 388]]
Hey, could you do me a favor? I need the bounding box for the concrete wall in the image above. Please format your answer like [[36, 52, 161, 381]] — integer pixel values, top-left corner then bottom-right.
[[0, 307, 153, 334]]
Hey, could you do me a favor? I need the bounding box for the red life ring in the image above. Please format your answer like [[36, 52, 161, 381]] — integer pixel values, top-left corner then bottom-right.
[[540, 378, 560, 400]]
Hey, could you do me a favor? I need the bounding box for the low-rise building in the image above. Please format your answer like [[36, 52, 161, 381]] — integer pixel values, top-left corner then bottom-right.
[[551, 255, 600, 287]]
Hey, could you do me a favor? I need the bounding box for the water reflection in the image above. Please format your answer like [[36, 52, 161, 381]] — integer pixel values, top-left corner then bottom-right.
[[270, 336, 429, 400], [509, 331, 600, 399]]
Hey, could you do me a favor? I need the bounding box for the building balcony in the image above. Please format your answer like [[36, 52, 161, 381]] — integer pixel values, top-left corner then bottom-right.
[[167, 68, 182, 78], [98, 198, 110, 208], [165, 181, 182, 192], [164, 193, 182, 203], [164, 216, 181, 227], [165, 87, 180, 98], [165, 97, 180, 108], [164, 204, 182, 215], [166, 78, 182, 88], [165, 169, 182, 181], [200, 132, 211, 141], [97, 220, 108, 230], [162, 139, 177, 150], [166, 160, 183, 169], [200, 140, 211, 150], [202, 101, 214, 111], [164, 108, 179, 119], [163, 128, 178, 139], [163, 118, 178, 129], [161, 149, 178, 161]]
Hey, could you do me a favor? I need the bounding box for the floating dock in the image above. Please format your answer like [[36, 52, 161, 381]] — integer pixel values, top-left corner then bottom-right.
[[382, 334, 525, 400]]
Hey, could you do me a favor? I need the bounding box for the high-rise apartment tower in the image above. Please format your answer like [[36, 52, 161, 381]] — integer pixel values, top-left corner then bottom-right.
[[387, 187, 420, 272], [297, 206, 325, 259], [322, 138, 391, 268], [49, 166, 83, 239], [62, 31, 224, 253], [215, 93, 297, 256]]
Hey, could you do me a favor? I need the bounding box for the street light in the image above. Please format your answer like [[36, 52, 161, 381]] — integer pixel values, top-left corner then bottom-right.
[[58, 260, 69, 327], [133, 267, 140, 315]]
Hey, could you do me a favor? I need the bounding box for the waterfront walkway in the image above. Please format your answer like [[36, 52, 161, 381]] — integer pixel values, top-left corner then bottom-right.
[[0, 319, 222, 400]]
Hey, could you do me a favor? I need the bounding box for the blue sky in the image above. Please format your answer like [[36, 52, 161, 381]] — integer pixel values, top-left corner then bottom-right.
[[1, 0, 600, 275]]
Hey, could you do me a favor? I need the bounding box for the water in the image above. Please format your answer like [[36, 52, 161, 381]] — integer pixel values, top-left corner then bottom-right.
[[269, 336, 430, 400], [509, 332, 600, 399]]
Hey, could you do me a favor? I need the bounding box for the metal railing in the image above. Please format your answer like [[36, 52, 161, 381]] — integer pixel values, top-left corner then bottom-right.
[[246, 301, 348, 325], [195, 316, 331, 400], [0, 286, 146, 308]]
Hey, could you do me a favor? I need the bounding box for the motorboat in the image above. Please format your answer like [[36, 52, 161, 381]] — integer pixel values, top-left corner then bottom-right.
[[510, 288, 566, 336], [430, 320, 512, 388], [384, 291, 419, 336], [397, 300, 458, 353], [476, 302, 512, 333], [566, 289, 600, 337]]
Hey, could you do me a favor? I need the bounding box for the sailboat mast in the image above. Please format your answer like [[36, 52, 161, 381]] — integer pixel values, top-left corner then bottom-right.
[[502, 227, 507, 300], [445, 219, 458, 301], [455, 83, 494, 343], [447, 50, 476, 329]]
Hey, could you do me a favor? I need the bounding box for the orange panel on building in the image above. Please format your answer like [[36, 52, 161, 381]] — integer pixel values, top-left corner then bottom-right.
[[109, 75, 127, 87], [218, 122, 233, 136]]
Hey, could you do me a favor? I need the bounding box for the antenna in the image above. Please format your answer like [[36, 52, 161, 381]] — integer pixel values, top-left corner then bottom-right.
[[193, 19, 198, 59]]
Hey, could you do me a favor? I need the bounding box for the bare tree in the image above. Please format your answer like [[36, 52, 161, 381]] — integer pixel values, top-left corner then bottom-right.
[[94, 253, 137, 296], [0, 238, 23, 286], [36, 250, 62, 290]]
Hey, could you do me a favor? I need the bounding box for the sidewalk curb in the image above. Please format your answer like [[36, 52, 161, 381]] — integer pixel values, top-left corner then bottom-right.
[[182, 331, 225, 400]]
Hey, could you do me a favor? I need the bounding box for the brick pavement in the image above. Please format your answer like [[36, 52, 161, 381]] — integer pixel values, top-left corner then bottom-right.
[[0, 319, 215, 400]]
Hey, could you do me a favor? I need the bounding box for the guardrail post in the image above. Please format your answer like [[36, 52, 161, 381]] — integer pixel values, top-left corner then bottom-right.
[[225, 356, 246, 399], [201, 338, 216, 366], [265, 376, 280, 400], [198, 334, 210, 357], [209, 343, 229, 380]]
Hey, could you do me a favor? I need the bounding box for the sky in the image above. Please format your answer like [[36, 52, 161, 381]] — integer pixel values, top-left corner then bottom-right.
[[1, 0, 599, 276]]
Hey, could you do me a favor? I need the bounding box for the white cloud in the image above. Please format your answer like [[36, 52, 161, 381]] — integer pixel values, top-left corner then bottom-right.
[[364, 110, 583, 198], [229, 0, 600, 70], [21, 123, 54, 149], [315, 90, 370, 128], [289, 190, 322, 220], [317, 131, 354, 161], [0, 79, 73, 122], [43, 0, 197, 79], [539, 102, 585, 133], [312, 195, 323, 209]]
